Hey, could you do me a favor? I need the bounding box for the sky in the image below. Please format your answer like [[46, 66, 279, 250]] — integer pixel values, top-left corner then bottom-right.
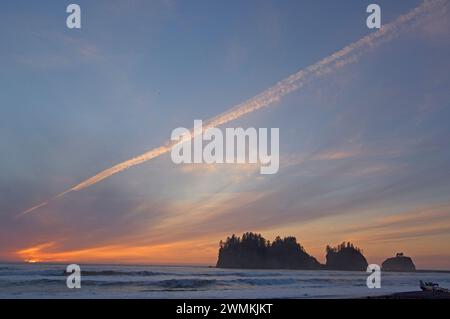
[[1, 0, 450, 269]]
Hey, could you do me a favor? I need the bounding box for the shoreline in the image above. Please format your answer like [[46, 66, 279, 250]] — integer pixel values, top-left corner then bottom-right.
[[2, 261, 450, 274], [367, 290, 450, 299]]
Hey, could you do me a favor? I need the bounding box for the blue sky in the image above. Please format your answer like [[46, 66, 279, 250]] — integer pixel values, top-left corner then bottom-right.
[[1, 0, 450, 268]]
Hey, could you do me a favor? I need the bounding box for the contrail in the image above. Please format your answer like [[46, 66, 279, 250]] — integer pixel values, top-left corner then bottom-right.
[[20, 0, 448, 216], [21, 201, 49, 215]]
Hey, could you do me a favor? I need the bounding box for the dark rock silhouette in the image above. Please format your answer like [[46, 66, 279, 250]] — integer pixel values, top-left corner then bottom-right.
[[382, 253, 416, 272], [216, 232, 322, 270], [325, 242, 368, 271], [216, 233, 384, 272]]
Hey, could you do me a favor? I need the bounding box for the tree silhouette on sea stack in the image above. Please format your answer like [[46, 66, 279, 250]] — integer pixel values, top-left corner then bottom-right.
[[217, 233, 371, 271], [325, 242, 368, 271]]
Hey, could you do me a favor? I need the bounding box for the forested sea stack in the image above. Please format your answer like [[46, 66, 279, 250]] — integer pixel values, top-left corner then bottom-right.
[[217, 233, 374, 271], [325, 242, 368, 271], [216, 233, 322, 270]]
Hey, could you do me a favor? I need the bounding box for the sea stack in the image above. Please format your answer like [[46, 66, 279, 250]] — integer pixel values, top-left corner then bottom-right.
[[216, 232, 322, 270], [325, 242, 368, 271], [382, 253, 416, 272]]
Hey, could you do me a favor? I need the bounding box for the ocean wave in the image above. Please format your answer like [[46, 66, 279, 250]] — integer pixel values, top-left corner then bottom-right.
[[155, 279, 217, 289], [70, 278, 218, 289], [0, 269, 63, 277], [193, 272, 284, 278], [75, 270, 285, 278], [79, 270, 167, 277], [0, 278, 64, 287], [230, 278, 297, 286]]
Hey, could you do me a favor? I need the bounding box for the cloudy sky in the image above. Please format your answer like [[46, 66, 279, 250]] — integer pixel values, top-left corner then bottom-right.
[[1, 0, 450, 269]]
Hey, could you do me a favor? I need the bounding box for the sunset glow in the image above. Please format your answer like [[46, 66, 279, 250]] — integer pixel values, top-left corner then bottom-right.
[[1, 0, 450, 273]]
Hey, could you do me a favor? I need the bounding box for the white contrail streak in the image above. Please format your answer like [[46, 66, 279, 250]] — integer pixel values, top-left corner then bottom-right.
[[21, 201, 49, 215], [20, 0, 448, 216]]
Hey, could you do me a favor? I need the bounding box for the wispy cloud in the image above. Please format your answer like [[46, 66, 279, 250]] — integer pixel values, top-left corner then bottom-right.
[[15, 239, 217, 265], [15, 32, 100, 69], [20, 0, 448, 216]]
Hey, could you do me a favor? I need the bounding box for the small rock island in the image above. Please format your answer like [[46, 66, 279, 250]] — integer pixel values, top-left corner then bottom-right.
[[325, 242, 368, 271], [382, 253, 416, 272]]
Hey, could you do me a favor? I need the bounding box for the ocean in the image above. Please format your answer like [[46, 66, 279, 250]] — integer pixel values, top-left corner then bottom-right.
[[1, 263, 449, 299]]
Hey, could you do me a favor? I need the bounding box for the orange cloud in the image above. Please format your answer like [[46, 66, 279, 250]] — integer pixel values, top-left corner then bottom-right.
[[15, 239, 219, 265], [313, 149, 361, 161]]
